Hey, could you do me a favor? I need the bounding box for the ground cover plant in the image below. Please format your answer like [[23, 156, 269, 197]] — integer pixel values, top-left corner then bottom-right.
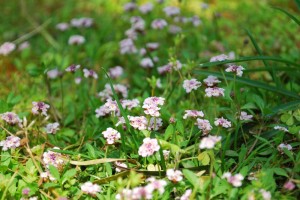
[[0, 0, 300, 199]]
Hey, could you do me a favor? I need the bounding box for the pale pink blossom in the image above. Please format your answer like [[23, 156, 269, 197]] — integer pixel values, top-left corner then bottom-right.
[[283, 180, 295, 191], [120, 38, 137, 54], [166, 169, 183, 183], [65, 64, 80, 73], [168, 25, 182, 34], [32, 101, 50, 116], [180, 189, 192, 200], [205, 87, 225, 97], [210, 54, 229, 62], [140, 58, 154, 68], [158, 64, 172, 74], [138, 138, 160, 157], [163, 6, 180, 17], [214, 117, 231, 128], [278, 143, 292, 152], [40, 171, 56, 181], [148, 117, 163, 131], [124, 2, 137, 12], [143, 97, 165, 117], [83, 68, 98, 79], [0, 42, 16, 55], [81, 182, 101, 196], [128, 116, 148, 130], [139, 3, 153, 14], [239, 111, 253, 121], [259, 189, 271, 200], [225, 64, 245, 77], [222, 172, 244, 187], [18, 41, 30, 51], [183, 110, 204, 119], [98, 84, 128, 101], [95, 99, 119, 117], [102, 128, 121, 144], [1, 112, 22, 125], [203, 75, 221, 87], [56, 22, 69, 31], [121, 99, 140, 110], [146, 177, 167, 194], [146, 42, 159, 51], [45, 122, 60, 134], [163, 150, 170, 159], [47, 69, 61, 79], [42, 147, 65, 168], [109, 66, 124, 79], [132, 186, 153, 199], [195, 119, 212, 134], [68, 35, 85, 45], [125, 28, 138, 40], [151, 19, 168, 29], [70, 17, 93, 28], [169, 60, 182, 71], [199, 135, 221, 149], [183, 79, 201, 93], [116, 189, 133, 200], [0, 136, 21, 151], [191, 16, 202, 27], [75, 77, 82, 84], [130, 16, 145, 32]]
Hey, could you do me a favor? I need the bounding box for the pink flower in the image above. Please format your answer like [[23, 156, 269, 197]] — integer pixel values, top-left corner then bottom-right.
[[42, 147, 65, 168], [140, 58, 154, 68], [130, 16, 145, 32], [68, 35, 85, 45], [1, 112, 22, 126], [139, 3, 153, 14], [138, 138, 160, 157], [45, 122, 60, 134], [0, 136, 21, 151], [148, 117, 163, 131], [283, 180, 295, 191], [195, 119, 212, 134], [239, 111, 253, 121], [225, 64, 245, 77], [210, 54, 229, 62], [146, 43, 159, 51], [120, 38, 137, 54], [132, 186, 153, 199], [166, 169, 183, 183], [0, 42, 16, 55], [169, 60, 182, 71], [214, 117, 231, 128], [115, 162, 128, 172], [70, 17, 93, 28], [32, 101, 50, 116], [121, 99, 140, 110], [81, 182, 101, 196], [56, 22, 69, 31], [83, 68, 98, 79], [65, 64, 80, 73], [151, 19, 168, 29], [143, 97, 165, 117], [47, 69, 61, 79], [278, 143, 292, 152], [199, 135, 221, 149], [163, 6, 180, 17], [124, 2, 137, 12], [98, 84, 128, 101], [205, 87, 225, 97], [95, 99, 119, 117], [146, 177, 167, 194], [180, 189, 192, 200], [259, 189, 271, 200], [18, 41, 30, 51], [183, 110, 204, 119], [109, 66, 124, 79], [222, 172, 244, 187], [102, 128, 121, 144], [203, 75, 221, 87], [168, 25, 182, 34], [128, 116, 148, 130], [183, 79, 201, 93]]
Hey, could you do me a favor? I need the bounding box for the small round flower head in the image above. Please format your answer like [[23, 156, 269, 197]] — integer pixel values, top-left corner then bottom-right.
[[146, 177, 167, 195], [183, 110, 204, 119], [81, 182, 101, 196], [199, 135, 221, 149], [56, 22, 69, 31], [148, 117, 163, 131], [214, 117, 231, 128], [132, 186, 153, 200], [143, 97, 165, 117], [121, 99, 140, 110], [95, 99, 119, 118], [18, 41, 30, 51], [203, 75, 221, 87], [239, 111, 253, 121], [195, 119, 212, 134], [40, 171, 56, 181], [98, 84, 128, 101], [128, 116, 148, 130], [124, 2, 137, 12], [283, 180, 295, 191], [75, 77, 82, 84], [22, 188, 30, 196], [138, 138, 160, 157], [0, 136, 21, 151], [115, 161, 128, 172], [180, 189, 192, 200], [259, 189, 271, 200], [42, 147, 65, 168], [120, 38, 137, 54], [166, 169, 183, 183], [1, 112, 22, 125], [70, 17, 93, 28], [151, 19, 168, 30], [47, 69, 61, 79], [140, 58, 154, 68], [109, 66, 124, 79], [169, 60, 182, 71], [45, 122, 60, 134], [130, 16, 145, 32], [116, 189, 133, 200], [225, 64, 245, 77], [274, 125, 288, 132], [68, 35, 85, 45], [139, 3, 153, 14], [169, 25, 182, 34], [146, 42, 159, 51], [0, 42, 16, 55], [205, 87, 225, 97], [102, 128, 121, 144], [157, 64, 172, 74], [65, 64, 80, 73], [32, 101, 50, 116], [191, 16, 202, 27], [163, 6, 180, 17], [183, 79, 201, 93], [278, 143, 292, 152], [125, 28, 138, 40], [222, 172, 244, 187], [210, 54, 229, 62], [83, 68, 98, 79]]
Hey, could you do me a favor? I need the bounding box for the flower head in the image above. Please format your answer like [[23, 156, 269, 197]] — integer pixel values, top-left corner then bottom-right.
[[163, 6, 180, 17], [32, 101, 50, 116], [42, 147, 65, 168], [0, 136, 21, 151], [199, 135, 221, 149], [138, 138, 160, 157], [102, 128, 121, 144], [205, 87, 225, 97], [151, 19, 168, 29], [195, 119, 212, 134], [120, 38, 137, 54], [128, 116, 148, 130], [81, 182, 101, 196], [0, 42, 16, 55], [166, 169, 183, 183], [68, 35, 85, 45], [45, 122, 60, 134], [203, 75, 221, 87], [139, 3, 153, 14], [183, 110, 204, 119], [65, 64, 80, 73], [214, 117, 231, 128], [1, 112, 22, 126], [180, 189, 192, 200], [210, 54, 229, 62], [225, 64, 245, 77], [109, 66, 124, 79], [222, 172, 244, 187], [56, 22, 69, 31], [183, 79, 201, 93], [142, 97, 165, 117], [239, 111, 253, 121], [83, 68, 98, 79]]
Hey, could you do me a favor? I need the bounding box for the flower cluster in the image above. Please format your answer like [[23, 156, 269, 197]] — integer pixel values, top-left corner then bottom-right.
[[102, 128, 121, 144], [142, 97, 165, 117], [180, 189, 192, 200], [205, 87, 225, 97], [203, 75, 221, 87], [183, 110, 204, 119], [1, 112, 22, 126], [95, 99, 119, 117], [32, 101, 50, 116], [222, 172, 244, 187], [138, 138, 160, 157], [0, 42, 16, 55], [42, 147, 65, 168], [239, 111, 253, 121], [195, 119, 212, 135], [0, 136, 21, 151], [109, 66, 124, 79], [115, 162, 128, 172], [98, 84, 128, 101], [214, 117, 231, 128], [83, 68, 98, 79], [45, 122, 60, 134], [182, 79, 201, 93], [151, 19, 168, 29], [65, 64, 81, 73], [225, 64, 245, 77], [70, 17, 93, 28], [120, 38, 137, 55], [40, 171, 56, 181], [128, 116, 148, 130], [81, 182, 101, 196], [166, 169, 183, 183], [199, 135, 221, 149], [68, 35, 85, 45]]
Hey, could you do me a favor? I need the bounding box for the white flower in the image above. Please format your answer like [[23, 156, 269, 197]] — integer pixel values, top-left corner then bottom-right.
[[42, 147, 65, 168], [205, 87, 225, 97], [180, 189, 192, 200], [47, 69, 61, 79], [138, 138, 160, 157], [260, 189, 271, 200], [0, 42, 16, 55], [225, 64, 245, 77], [102, 128, 121, 144], [214, 117, 231, 128], [199, 135, 221, 149], [151, 19, 168, 30], [203, 75, 221, 87], [140, 58, 154, 68], [68, 35, 85, 45], [83, 68, 98, 79], [239, 111, 253, 121], [195, 119, 212, 134], [222, 172, 244, 187], [45, 122, 60, 134], [183, 110, 204, 119], [109, 66, 123, 79], [278, 143, 292, 151], [166, 169, 183, 183], [210, 54, 229, 62], [81, 182, 101, 196], [0, 136, 21, 151], [56, 22, 69, 31], [183, 79, 201, 93]]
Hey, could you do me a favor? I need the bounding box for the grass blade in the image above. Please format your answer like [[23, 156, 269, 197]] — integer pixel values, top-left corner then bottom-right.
[[273, 7, 300, 26]]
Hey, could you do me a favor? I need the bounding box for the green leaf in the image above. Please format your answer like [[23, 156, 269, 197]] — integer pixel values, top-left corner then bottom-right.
[[225, 150, 239, 157], [85, 143, 96, 159], [49, 165, 60, 181], [164, 124, 174, 140], [273, 168, 288, 177], [273, 7, 300, 26], [198, 151, 210, 165], [0, 100, 10, 113], [62, 169, 77, 185], [176, 120, 184, 134], [182, 169, 200, 188]]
